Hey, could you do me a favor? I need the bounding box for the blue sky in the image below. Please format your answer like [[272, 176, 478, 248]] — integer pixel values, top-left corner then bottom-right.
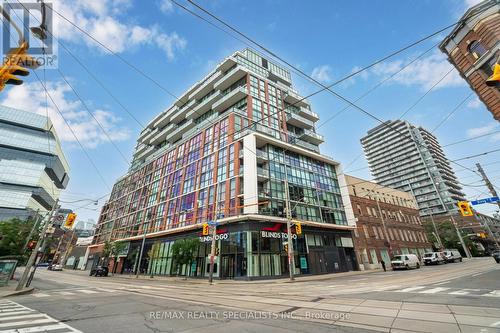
[[2, 0, 500, 221]]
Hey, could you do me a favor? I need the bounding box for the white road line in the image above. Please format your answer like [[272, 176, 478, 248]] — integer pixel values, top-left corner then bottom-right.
[[0, 301, 82, 332], [484, 290, 500, 297], [78, 289, 99, 294], [448, 289, 481, 295], [396, 286, 427, 292], [56, 291, 75, 296], [32, 293, 50, 297], [0, 313, 47, 322], [374, 285, 401, 291], [0, 311, 34, 318], [419, 287, 450, 294], [434, 281, 450, 286], [1, 323, 72, 333]]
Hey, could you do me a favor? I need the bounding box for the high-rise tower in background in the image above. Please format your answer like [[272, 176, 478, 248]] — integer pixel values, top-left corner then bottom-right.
[[361, 120, 466, 216], [90, 49, 357, 279]]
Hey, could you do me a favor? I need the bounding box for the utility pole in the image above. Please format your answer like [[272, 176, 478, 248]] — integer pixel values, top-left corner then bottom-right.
[[22, 209, 41, 250], [373, 192, 392, 258], [208, 192, 220, 284], [427, 210, 443, 249], [135, 231, 146, 278], [16, 199, 59, 291], [449, 214, 472, 259], [476, 163, 500, 249], [476, 163, 500, 209], [284, 176, 296, 281]]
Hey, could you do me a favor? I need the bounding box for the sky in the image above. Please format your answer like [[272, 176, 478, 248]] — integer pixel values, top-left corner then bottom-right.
[[2, 0, 500, 222]]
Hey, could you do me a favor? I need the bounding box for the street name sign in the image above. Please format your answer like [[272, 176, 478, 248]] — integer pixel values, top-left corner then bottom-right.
[[470, 196, 500, 205]]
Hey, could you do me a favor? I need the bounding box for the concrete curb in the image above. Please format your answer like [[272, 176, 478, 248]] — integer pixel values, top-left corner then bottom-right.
[[0, 286, 34, 298]]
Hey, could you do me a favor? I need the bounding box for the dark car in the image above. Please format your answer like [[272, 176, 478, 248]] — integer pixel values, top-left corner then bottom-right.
[[89, 266, 109, 277], [492, 251, 500, 264]]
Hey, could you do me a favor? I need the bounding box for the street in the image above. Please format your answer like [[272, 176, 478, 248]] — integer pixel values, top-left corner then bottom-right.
[[2, 258, 500, 333]]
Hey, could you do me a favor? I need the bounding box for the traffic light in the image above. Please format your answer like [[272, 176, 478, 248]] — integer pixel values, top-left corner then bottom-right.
[[283, 243, 288, 253], [486, 63, 500, 87], [0, 41, 40, 91], [202, 223, 209, 236], [63, 213, 77, 229], [457, 201, 473, 217], [295, 222, 302, 235]]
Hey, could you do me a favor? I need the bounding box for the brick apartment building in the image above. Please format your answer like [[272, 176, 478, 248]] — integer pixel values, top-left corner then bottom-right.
[[346, 176, 433, 270], [439, 0, 500, 120]]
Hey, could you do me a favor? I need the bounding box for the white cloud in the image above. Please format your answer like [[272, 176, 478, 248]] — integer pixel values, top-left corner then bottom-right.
[[467, 97, 483, 109], [311, 65, 333, 84], [54, 0, 186, 59], [159, 0, 174, 14], [466, 122, 499, 138], [371, 52, 466, 90], [1, 81, 131, 148]]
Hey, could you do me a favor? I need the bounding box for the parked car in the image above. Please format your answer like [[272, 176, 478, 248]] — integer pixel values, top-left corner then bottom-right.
[[492, 251, 500, 263], [443, 249, 462, 263], [48, 264, 63, 271], [423, 252, 446, 265], [391, 254, 420, 270], [89, 266, 109, 277]]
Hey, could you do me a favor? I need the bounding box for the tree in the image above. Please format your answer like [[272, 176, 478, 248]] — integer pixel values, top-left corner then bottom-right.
[[171, 238, 199, 279], [147, 241, 162, 278], [0, 218, 36, 264], [109, 241, 127, 275], [423, 220, 478, 256], [101, 241, 113, 266]]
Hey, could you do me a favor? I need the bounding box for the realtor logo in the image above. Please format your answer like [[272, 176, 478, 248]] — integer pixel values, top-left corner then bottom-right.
[[1, 1, 58, 68]]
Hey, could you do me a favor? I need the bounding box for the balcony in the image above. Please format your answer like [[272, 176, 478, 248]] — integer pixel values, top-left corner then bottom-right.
[[188, 70, 223, 100], [284, 89, 310, 107], [186, 91, 222, 119], [214, 66, 247, 91], [289, 135, 320, 153], [299, 129, 324, 145], [295, 107, 318, 122], [138, 128, 152, 142], [212, 86, 247, 112], [257, 167, 269, 181], [256, 149, 268, 162], [153, 110, 174, 129], [286, 113, 314, 129], [171, 99, 196, 123], [165, 119, 195, 143], [149, 128, 170, 146]]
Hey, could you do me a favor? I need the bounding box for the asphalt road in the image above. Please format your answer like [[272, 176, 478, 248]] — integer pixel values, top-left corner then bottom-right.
[[4, 257, 500, 333]]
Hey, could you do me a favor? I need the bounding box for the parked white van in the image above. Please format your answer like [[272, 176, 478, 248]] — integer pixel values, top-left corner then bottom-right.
[[391, 254, 420, 270], [443, 249, 462, 263], [423, 252, 446, 265]]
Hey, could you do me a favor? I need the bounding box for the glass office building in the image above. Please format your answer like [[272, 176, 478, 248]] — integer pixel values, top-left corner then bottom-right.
[[0, 105, 70, 221], [91, 49, 356, 279]]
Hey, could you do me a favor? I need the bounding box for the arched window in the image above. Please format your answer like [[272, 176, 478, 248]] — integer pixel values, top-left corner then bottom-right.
[[468, 40, 487, 59]]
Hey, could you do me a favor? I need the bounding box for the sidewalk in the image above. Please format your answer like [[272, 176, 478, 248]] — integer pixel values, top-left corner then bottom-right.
[[58, 266, 383, 284], [0, 282, 34, 298]]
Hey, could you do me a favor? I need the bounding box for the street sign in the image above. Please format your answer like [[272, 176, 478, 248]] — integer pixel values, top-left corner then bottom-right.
[[470, 196, 499, 206], [207, 221, 219, 226]]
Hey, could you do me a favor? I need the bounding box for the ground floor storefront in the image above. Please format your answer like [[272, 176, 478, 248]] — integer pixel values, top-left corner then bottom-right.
[[356, 246, 433, 270], [93, 221, 357, 280]]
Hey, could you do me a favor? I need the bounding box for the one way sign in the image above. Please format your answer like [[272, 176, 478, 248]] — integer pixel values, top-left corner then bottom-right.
[[470, 196, 500, 206]]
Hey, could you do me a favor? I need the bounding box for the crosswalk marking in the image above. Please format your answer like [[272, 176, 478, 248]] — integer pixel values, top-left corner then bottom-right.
[[419, 287, 450, 294], [32, 293, 50, 297], [0, 301, 81, 332], [448, 289, 480, 295], [57, 291, 75, 296]]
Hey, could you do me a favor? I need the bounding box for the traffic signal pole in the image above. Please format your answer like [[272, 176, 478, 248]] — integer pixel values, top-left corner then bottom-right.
[[284, 177, 296, 281], [16, 199, 59, 291], [475, 163, 500, 249], [208, 194, 220, 284]]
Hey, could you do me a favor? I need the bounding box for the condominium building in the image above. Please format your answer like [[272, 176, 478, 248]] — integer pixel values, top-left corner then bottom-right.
[[90, 49, 357, 279], [439, 0, 500, 120], [0, 105, 70, 221], [346, 175, 432, 270], [361, 120, 466, 216]]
